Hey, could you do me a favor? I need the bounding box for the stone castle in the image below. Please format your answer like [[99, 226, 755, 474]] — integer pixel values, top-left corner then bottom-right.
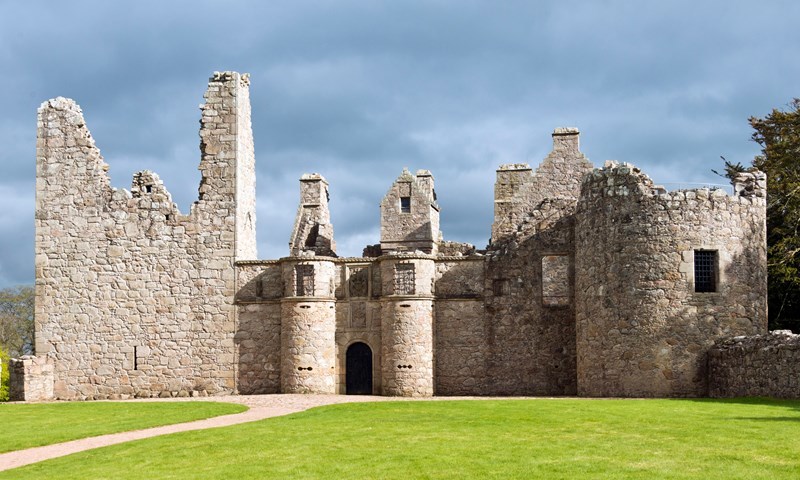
[[13, 71, 775, 401]]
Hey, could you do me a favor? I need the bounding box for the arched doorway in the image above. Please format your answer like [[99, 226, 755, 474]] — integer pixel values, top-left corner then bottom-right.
[[346, 342, 373, 395]]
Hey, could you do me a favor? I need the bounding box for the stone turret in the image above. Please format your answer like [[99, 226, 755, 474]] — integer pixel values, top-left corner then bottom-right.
[[289, 174, 336, 257], [380, 168, 441, 254], [280, 258, 337, 394], [379, 253, 436, 396], [574, 162, 767, 397]]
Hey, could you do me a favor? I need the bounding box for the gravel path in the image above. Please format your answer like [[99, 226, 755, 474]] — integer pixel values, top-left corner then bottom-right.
[[0, 394, 398, 472]]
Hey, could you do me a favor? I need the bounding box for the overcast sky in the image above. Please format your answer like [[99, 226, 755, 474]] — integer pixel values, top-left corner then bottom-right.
[[0, 1, 798, 288]]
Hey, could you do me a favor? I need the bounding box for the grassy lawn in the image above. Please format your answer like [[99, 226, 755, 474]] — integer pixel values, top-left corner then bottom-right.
[[4, 398, 800, 479], [0, 401, 247, 453]]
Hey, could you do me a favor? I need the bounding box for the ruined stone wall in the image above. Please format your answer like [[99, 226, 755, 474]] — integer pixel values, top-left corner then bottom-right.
[[8, 355, 54, 402], [289, 174, 336, 256], [478, 130, 589, 396], [232, 75, 257, 260], [575, 162, 767, 397], [483, 218, 577, 396], [709, 331, 800, 398], [34, 72, 254, 400], [491, 128, 593, 244]]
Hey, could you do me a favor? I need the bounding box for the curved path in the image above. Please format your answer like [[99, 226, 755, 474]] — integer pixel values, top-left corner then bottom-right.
[[0, 394, 396, 472]]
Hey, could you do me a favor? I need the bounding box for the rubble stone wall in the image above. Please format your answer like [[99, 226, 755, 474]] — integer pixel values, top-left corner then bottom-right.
[[434, 299, 487, 395], [34, 72, 254, 400], [491, 129, 593, 244], [575, 162, 768, 397], [9, 355, 54, 402], [484, 216, 577, 396], [709, 331, 800, 398]]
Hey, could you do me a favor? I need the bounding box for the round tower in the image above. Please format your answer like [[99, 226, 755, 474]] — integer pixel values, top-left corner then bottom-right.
[[280, 257, 337, 394], [574, 162, 767, 397], [379, 253, 435, 396]]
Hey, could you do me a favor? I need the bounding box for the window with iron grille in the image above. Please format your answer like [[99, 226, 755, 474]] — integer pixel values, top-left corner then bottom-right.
[[295, 264, 314, 296], [394, 263, 415, 295], [694, 250, 717, 293]]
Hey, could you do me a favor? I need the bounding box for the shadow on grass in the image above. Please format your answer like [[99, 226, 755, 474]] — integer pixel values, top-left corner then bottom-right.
[[680, 397, 800, 421]]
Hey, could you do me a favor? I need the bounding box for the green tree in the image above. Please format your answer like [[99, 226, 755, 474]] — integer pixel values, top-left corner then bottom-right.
[[749, 98, 800, 331], [0, 285, 35, 358], [0, 345, 9, 401]]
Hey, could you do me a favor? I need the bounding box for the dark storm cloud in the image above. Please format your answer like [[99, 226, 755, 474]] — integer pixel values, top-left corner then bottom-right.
[[1, 0, 799, 286]]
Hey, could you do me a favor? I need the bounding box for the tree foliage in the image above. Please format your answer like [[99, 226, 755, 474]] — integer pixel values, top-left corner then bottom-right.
[[0, 285, 35, 358], [749, 98, 800, 331], [0, 345, 9, 401], [711, 156, 748, 181]]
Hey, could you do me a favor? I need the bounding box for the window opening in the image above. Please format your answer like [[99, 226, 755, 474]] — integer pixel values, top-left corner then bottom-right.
[[295, 264, 315, 296], [400, 197, 411, 213], [133, 346, 138, 371], [394, 263, 415, 295], [694, 250, 717, 293], [145, 185, 152, 193], [492, 279, 508, 296], [255, 276, 264, 298]]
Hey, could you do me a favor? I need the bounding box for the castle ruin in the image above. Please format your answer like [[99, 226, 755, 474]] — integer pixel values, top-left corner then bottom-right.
[[13, 71, 774, 401]]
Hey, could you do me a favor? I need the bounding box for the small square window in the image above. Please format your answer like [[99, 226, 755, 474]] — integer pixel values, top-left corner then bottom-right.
[[492, 279, 508, 296], [400, 197, 411, 213], [694, 250, 717, 293]]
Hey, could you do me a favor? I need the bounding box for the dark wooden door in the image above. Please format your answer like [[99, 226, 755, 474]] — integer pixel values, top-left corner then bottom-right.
[[346, 342, 373, 395]]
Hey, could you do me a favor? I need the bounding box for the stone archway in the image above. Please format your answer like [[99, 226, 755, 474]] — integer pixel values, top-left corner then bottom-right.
[[346, 342, 373, 395]]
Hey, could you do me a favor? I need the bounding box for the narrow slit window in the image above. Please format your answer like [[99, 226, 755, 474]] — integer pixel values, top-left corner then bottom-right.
[[133, 346, 138, 370], [694, 250, 717, 293], [255, 276, 264, 298], [400, 197, 411, 213]]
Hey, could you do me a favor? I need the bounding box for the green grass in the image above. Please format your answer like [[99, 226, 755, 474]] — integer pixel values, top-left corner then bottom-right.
[[4, 398, 800, 479], [0, 401, 247, 453]]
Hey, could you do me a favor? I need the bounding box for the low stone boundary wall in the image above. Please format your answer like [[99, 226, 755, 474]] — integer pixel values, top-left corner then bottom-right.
[[709, 331, 800, 398], [9, 355, 54, 402]]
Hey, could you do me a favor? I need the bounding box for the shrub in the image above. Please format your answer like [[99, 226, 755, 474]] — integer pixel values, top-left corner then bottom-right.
[[0, 346, 10, 401]]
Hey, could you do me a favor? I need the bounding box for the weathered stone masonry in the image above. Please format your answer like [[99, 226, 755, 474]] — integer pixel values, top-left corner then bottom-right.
[[32, 72, 254, 399], [16, 71, 777, 400]]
